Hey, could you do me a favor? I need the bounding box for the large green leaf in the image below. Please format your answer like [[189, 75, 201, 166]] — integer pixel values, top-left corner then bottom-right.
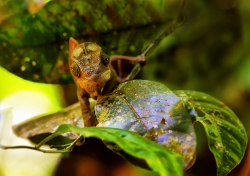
[[174, 90, 247, 176], [0, 0, 175, 84], [40, 124, 183, 176]]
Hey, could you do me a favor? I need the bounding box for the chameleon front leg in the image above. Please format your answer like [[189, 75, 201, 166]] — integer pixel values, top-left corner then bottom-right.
[[33, 86, 90, 150], [110, 54, 146, 83], [32, 85, 91, 151], [77, 86, 97, 127]]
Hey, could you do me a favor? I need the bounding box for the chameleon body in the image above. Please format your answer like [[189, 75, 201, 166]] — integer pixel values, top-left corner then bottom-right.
[[69, 38, 143, 127]]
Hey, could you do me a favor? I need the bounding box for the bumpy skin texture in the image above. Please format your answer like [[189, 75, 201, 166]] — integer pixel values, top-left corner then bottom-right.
[[69, 38, 118, 127], [70, 42, 112, 97], [95, 80, 196, 169]]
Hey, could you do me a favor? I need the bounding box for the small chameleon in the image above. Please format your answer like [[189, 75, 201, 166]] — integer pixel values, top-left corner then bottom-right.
[[69, 38, 146, 127]]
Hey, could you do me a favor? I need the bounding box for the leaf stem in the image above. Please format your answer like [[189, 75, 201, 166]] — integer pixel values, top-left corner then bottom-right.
[[0, 143, 70, 153]]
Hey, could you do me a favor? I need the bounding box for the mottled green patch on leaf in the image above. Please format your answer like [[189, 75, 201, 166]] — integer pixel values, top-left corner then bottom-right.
[[0, 0, 173, 84]]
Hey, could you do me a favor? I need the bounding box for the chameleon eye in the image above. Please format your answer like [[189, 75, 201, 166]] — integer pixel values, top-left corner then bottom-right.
[[71, 62, 81, 77], [102, 53, 110, 66]]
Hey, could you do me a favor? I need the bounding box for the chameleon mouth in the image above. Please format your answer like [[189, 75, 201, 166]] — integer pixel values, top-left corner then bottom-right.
[[87, 69, 111, 82]]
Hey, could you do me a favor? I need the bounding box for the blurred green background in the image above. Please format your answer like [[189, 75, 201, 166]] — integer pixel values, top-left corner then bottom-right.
[[0, 0, 250, 175]]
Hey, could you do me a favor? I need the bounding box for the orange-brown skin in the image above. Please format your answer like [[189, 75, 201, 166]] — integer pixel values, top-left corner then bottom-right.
[[69, 38, 145, 127], [69, 38, 118, 127]]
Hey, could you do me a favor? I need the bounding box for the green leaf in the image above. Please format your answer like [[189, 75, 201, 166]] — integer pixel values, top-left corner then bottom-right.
[[0, 0, 174, 84], [174, 90, 248, 176], [45, 124, 183, 176]]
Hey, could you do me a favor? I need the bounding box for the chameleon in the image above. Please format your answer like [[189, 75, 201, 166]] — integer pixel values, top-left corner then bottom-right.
[[69, 38, 146, 127]]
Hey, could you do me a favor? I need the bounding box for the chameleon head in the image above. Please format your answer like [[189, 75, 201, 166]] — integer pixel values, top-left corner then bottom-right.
[[70, 42, 111, 78], [70, 42, 111, 96]]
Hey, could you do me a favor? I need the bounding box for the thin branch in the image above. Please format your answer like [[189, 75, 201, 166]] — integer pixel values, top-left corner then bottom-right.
[[142, 0, 187, 57], [125, 0, 187, 81]]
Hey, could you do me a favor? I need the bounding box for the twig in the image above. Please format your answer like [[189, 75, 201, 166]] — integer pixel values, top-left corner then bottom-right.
[[142, 0, 187, 57], [0, 144, 69, 153], [124, 0, 187, 81]]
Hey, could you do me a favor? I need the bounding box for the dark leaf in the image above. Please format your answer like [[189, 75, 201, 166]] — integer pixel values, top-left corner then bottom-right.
[[0, 0, 176, 84]]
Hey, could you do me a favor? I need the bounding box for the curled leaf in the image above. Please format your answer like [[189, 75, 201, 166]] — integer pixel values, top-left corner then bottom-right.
[[174, 90, 247, 176]]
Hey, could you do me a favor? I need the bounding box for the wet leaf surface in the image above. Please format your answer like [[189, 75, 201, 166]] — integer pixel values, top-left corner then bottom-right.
[[96, 80, 196, 169], [174, 90, 248, 176], [45, 124, 184, 176]]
